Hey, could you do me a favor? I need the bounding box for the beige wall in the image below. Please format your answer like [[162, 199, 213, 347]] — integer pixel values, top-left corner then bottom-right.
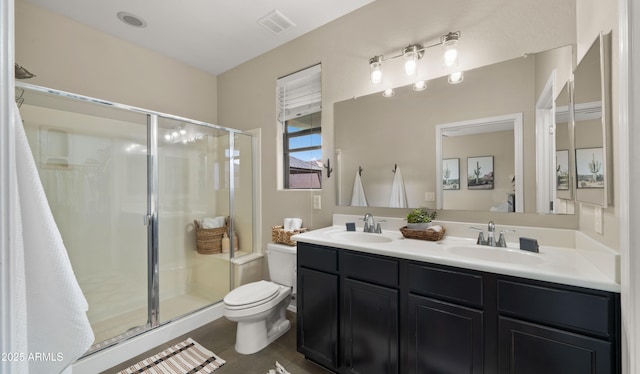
[[218, 0, 578, 244], [15, 0, 218, 123]]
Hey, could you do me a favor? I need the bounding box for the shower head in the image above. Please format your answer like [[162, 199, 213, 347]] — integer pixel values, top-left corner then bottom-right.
[[15, 63, 36, 79]]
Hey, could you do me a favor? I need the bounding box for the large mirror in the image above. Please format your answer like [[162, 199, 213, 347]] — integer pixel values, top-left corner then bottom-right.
[[335, 45, 573, 213], [573, 32, 612, 207]]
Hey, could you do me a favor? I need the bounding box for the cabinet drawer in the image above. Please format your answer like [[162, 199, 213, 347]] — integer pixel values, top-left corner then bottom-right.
[[297, 243, 338, 273], [498, 316, 613, 374], [341, 251, 399, 287], [408, 263, 483, 308], [497, 279, 614, 339]]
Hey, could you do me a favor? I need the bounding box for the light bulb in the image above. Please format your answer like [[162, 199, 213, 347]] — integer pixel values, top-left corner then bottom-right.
[[382, 88, 395, 97], [369, 56, 383, 85], [180, 129, 187, 135], [444, 47, 458, 67], [413, 81, 427, 91], [172, 131, 179, 137], [448, 71, 464, 84], [164, 134, 171, 141], [442, 31, 460, 67], [404, 55, 417, 76]]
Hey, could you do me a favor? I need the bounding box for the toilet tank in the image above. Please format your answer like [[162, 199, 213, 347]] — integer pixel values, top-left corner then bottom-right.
[[266, 243, 297, 291]]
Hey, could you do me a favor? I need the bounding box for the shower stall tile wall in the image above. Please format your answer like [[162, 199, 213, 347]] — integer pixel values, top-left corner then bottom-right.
[[16, 82, 257, 355]]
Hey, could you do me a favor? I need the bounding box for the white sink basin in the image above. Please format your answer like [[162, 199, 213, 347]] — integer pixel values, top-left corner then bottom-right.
[[328, 231, 394, 244], [445, 246, 544, 265]]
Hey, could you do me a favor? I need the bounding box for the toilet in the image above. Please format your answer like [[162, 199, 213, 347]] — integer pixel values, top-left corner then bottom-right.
[[223, 243, 297, 354]]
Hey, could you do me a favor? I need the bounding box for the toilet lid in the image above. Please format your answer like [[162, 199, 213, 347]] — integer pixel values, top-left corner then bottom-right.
[[224, 280, 280, 307]]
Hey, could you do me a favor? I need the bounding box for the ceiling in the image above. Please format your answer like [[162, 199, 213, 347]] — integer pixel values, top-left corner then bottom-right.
[[22, 0, 375, 76]]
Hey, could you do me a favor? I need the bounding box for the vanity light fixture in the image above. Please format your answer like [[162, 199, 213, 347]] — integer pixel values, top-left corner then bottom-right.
[[382, 88, 395, 97], [369, 31, 461, 84]]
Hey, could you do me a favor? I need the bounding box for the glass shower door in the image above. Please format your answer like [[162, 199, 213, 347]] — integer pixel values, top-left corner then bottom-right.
[[156, 117, 231, 323], [19, 89, 150, 349]]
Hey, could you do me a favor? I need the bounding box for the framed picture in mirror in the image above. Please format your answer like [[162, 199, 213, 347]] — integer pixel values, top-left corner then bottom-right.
[[467, 156, 494, 190], [442, 158, 460, 190], [576, 147, 604, 189], [556, 150, 570, 190]]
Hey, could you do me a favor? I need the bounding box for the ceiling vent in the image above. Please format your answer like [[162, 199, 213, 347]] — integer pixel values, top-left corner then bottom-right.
[[258, 10, 295, 35]]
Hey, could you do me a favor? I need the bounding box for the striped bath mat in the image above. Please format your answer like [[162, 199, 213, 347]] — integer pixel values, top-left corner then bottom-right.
[[118, 338, 225, 373]]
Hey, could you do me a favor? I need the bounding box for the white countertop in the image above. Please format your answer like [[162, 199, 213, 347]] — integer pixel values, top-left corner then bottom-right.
[[293, 224, 620, 293]]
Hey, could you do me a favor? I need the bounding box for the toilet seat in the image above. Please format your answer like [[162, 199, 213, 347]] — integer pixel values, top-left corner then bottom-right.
[[224, 280, 281, 310]]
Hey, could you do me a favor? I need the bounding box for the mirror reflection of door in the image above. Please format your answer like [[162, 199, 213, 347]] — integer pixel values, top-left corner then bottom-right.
[[555, 82, 572, 203], [573, 32, 611, 207]]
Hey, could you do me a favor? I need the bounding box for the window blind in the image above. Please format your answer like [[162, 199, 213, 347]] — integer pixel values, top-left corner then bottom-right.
[[277, 64, 322, 122]]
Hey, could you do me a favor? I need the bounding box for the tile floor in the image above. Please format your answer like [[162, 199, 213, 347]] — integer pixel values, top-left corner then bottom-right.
[[103, 311, 332, 374]]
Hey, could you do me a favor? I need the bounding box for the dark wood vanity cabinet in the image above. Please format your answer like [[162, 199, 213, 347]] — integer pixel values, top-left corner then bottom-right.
[[296, 242, 620, 374], [496, 278, 620, 374], [341, 251, 400, 374], [297, 244, 339, 371], [407, 264, 485, 374]]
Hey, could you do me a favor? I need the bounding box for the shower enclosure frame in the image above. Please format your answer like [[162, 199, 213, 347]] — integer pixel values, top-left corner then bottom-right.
[[15, 81, 259, 356]]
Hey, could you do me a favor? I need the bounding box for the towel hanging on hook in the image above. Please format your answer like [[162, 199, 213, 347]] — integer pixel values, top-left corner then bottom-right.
[[359, 166, 363, 176], [392, 163, 397, 173]]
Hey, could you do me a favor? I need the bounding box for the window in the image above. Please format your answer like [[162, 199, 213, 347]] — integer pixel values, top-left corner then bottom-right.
[[277, 64, 322, 189]]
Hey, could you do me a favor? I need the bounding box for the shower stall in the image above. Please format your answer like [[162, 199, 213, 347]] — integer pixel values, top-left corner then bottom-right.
[[16, 82, 258, 355]]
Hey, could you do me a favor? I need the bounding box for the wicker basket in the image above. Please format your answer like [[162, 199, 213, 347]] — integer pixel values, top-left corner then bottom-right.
[[399, 225, 446, 241], [194, 219, 229, 254], [272, 225, 309, 246]]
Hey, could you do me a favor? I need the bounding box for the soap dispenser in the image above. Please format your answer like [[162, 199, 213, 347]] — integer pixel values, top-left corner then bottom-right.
[[221, 232, 230, 253]]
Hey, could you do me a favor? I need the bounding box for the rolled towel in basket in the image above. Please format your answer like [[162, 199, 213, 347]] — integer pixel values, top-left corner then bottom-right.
[[290, 218, 302, 231], [283, 218, 303, 231], [427, 225, 443, 232], [202, 216, 225, 229]]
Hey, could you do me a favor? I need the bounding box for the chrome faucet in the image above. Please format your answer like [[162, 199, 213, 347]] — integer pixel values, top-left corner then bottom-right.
[[487, 221, 496, 247], [361, 213, 381, 233], [470, 221, 512, 247], [362, 213, 375, 233]]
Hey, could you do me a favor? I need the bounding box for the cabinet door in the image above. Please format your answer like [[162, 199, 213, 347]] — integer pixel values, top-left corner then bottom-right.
[[343, 278, 399, 374], [408, 294, 484, 374], [297, 267, 339, 371], [498, 317, 613, 374]]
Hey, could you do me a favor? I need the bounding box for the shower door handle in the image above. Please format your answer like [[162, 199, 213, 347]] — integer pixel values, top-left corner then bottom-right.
[[143, 214, 152, 226]]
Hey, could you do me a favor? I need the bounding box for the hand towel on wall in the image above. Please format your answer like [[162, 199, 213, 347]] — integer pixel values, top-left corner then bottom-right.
[[350, 171, 368, 207], [12, 103, 94, 373], [389, 166, 408, 208]]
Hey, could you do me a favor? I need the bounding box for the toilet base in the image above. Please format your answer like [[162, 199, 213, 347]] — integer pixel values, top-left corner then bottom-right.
[[235, 317, 290, 355]]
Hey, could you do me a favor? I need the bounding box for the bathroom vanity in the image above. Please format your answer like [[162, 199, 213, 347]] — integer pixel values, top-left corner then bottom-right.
[[294, 223, 620, 374]]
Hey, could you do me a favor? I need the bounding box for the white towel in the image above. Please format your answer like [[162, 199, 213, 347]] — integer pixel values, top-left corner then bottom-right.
[[389, 166, 408, 208], [201, 216, 225, 229], [350, 171, 368, 207], [290, 218, 302, 231], [283, 218, 292, 231], [284, 218, 302, 231], [12, 103, 94, 373]]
